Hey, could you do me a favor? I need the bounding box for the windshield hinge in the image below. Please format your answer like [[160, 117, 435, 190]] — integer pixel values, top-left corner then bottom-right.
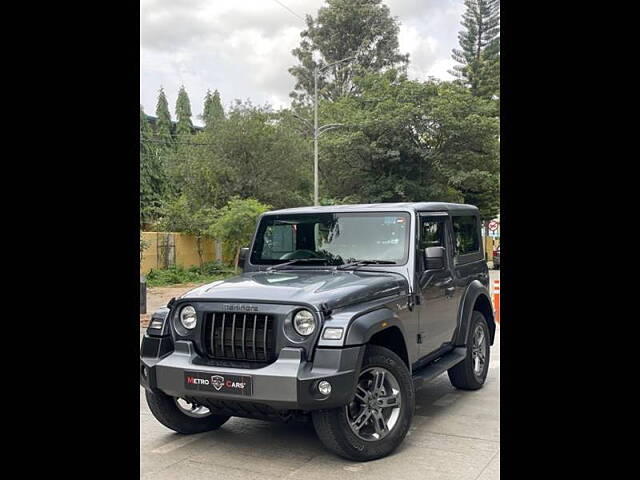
[[320, 302, 332, 318], [407, 292, 414, 311]]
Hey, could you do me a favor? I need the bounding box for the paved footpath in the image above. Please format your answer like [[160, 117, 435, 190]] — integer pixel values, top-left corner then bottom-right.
[[140, 269, 500, 479]]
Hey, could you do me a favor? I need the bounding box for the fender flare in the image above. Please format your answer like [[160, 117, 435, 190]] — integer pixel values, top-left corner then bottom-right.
[[453, 280, 496, 346], [343, 307, 408, 346]]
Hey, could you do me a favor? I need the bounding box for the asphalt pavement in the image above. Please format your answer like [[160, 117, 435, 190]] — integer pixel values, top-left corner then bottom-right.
[[140, 269, 500, 479]]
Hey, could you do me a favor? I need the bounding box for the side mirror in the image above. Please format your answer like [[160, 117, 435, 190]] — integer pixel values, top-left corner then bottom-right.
[[238, 247, 249, 272], [424, 246, 445, 270]]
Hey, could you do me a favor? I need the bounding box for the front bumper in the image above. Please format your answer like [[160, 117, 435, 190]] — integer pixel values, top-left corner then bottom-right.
[[140, 334, 365, 410]]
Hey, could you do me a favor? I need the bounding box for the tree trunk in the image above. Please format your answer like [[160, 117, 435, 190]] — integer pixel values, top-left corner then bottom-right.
[[196, 236, 204, 272], [234, 245, 241, 273]]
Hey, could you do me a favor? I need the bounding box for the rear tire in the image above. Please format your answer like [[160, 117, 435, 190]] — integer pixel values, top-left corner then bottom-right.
[[312, 345, 414, 461], [448, 311, 490, 390], [145, 390, 230, 434]]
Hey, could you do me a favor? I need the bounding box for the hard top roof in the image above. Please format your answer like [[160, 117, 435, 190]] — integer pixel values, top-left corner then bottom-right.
[[265, 202, 479, 216]]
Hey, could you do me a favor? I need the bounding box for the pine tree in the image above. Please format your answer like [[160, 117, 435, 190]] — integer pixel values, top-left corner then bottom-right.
[[140, 105, 166, 225], [449, 0, 500, 99], [175, 85, 193, 137], [202, 89, 225, 131], [155, 87, 173, 143]]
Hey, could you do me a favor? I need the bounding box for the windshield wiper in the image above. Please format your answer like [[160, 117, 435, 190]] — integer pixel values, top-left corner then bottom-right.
[[337, 259, 397, 270], [266, 258, 329, 272]]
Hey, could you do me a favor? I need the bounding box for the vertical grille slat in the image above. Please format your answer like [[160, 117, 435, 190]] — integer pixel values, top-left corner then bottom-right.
[[262, 315, 269, 361], [231, 314, 237, 358], [210, 313, 216, 357], [252, 314, 257, 361], [241, 314, 247, 359], [221, 313, 226, 356], [203, 311, 275, 364]]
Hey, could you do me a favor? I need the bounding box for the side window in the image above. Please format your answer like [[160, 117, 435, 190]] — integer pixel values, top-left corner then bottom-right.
[[261, 224, 296, 259], [451, 216, 480, 256], [419, 218, 446, 249]]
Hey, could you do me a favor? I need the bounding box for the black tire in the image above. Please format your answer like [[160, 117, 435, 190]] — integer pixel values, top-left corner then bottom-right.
[[145, 390, 230, 434], [448, 311, 490, 390], [312, 345, 414, 461]]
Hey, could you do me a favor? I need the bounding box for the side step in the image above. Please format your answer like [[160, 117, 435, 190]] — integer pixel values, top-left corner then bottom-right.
[[412, 347, 467, 391]]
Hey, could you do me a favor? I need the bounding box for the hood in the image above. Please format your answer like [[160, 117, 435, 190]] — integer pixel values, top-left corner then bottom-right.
[[180, 269, 408, 311]]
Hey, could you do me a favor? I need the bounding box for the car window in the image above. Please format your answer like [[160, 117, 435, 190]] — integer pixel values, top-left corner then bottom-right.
[[261, 224, 297, 259], [451, 216, 480, 256], [419, 218, 446, 249], [251, 212, 410, 265]]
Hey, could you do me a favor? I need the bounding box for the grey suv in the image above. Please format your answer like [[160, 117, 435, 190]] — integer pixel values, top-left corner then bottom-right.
[[140, 202, 495, 461]]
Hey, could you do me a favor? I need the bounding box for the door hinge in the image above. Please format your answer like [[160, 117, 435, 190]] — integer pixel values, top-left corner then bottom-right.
[[417, 334, 423, 344]]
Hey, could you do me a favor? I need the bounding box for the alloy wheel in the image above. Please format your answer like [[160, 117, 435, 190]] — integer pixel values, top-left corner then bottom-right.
[[471, 323, 487, 378], [345, 367, 402, 442]]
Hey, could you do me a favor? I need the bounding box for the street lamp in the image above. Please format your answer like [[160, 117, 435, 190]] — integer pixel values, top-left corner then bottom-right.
[[309, 55, 357, 205]]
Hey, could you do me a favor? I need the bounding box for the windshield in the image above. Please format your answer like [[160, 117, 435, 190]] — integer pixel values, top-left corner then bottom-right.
[[250, 212, 411, 266]]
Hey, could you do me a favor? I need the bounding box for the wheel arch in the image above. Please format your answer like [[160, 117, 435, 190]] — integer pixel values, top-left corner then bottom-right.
[[453, 281, 496, 346], [344, 307, 410, 370]]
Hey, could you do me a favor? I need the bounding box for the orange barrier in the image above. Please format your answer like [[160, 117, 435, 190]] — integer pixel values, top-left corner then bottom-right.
[[493, 279, 500, 323]]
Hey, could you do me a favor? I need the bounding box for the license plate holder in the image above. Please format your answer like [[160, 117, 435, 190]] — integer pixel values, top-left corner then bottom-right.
[[184, 371, 253, 396]]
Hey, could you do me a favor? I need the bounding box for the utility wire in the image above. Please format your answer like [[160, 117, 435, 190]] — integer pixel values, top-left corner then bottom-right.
[[271, 0, 305, 22]]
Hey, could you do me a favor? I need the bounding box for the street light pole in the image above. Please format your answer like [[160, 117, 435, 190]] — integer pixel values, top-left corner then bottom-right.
[[314, 67, 319, 206], [310, 55, 356, 206]]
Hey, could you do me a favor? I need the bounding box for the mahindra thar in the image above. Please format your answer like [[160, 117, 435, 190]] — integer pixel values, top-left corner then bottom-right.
[[140, 202, 495, 461]]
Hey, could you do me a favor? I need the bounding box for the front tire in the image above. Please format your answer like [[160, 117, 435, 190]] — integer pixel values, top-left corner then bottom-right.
[[312, 345, 414, 461], [145, 390, 230, 434], [448, 311, 490, 390]]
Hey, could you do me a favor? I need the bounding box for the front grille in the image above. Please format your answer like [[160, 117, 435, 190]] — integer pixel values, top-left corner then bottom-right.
[[203, 312, 276, 363]]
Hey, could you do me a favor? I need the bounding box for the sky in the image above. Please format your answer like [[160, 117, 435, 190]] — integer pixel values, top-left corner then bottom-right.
[[140, 0, 465, 126]]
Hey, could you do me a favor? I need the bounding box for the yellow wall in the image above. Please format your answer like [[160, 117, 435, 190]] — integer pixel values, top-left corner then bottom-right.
[[140, 232, 222, 274]]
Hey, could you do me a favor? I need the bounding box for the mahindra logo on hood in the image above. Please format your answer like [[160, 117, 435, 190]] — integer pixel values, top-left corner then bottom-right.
[[223, 304, 259, 312]]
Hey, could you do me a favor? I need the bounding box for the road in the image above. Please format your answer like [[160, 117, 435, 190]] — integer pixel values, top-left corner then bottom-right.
[[140, 269, 500, 479]]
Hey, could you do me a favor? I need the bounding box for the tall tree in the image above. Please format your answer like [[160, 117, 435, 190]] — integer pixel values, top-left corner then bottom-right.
[[202, 89, 225, 131], [140, 105, 167, 225], [449, 0, 500, 99], [289, 0, 409, 103], [175, 85, 193, 136], [155, 87, 173, 143], [321, 71, 500, 220]]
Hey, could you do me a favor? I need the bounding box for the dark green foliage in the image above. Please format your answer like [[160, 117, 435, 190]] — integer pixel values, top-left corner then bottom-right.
[[169, 101, 313, 210], [146, 262, 233, 288], [202, 89, 225, 131], [289, 0, 409, 103], [210, 197, 270, 270], [175, 85, 194, 136], [155, 87, 173, 143], [140, 1, 499, 239], [450, 0, 500, 99], [140, 105, 168, 225], [320, 71, 499, 220]]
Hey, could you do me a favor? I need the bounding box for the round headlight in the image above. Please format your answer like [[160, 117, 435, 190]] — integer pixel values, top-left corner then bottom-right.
[[293, 310, 316, 336], [180, 305, 197, 330]]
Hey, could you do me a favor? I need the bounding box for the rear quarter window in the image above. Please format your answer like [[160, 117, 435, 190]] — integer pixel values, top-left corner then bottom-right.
[[452, 215, 480, 256]]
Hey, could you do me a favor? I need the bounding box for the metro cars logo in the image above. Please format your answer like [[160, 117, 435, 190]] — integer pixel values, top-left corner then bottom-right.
[[184, 371, 252, 395]]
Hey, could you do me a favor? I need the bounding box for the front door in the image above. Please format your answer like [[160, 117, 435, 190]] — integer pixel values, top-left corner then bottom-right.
[[416, 214, 459, 357]]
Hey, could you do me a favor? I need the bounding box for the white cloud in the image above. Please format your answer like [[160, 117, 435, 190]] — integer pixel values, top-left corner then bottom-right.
[[140, 0, 466, 123]]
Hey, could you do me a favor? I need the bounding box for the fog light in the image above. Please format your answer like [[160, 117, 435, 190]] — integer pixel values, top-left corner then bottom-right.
[[141, 366, 148, 379], [318, 380, 331, 396]]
